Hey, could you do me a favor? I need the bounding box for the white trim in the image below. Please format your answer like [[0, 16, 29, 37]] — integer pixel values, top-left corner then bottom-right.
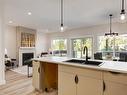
[[51, 38, 67, 56], [69, 35, 93, 39], [0, 0, 5, 87], [19, 48, 36, 66], [70, 37, 93, 58], [0, 79, 6, 85]]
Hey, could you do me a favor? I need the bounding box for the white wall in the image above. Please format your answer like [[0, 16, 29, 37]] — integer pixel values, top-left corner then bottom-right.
[[5, 26, 16, 59], [47, 22, 127, 58], [36, 30, 48, 56], [0, 0, 5, 85], [4, 26, 49, 59]]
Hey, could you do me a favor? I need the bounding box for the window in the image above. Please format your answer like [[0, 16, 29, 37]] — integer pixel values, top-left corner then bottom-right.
[[72, 37, 92, 58], [52, 39, 67, 56], [98, 35, 127, 58]]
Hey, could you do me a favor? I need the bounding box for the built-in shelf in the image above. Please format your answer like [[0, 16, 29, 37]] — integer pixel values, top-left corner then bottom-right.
[[20, 47, 35, 49]]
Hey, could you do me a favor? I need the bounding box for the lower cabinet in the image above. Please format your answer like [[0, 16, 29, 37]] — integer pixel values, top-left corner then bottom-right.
[[33, 61, 58, 91], [58, 65, 103, 95], [103, 72, 127, 95], [77, 75, 103, 95], [32, 61, 44, 91], [103, 81, 127, 95], [58, 71, 76, 95], [33, 62, 127, 94]]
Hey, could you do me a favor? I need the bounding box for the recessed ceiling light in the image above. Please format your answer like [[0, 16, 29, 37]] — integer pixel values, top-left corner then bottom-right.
[[28, 12, 32, 15], [9, 21, 13, 23]]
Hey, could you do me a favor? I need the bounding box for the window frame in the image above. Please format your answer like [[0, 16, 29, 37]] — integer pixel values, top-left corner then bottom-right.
[[71, 36, 93, 58], [97, 34, 127, 58], [51, 38, 67, 57]]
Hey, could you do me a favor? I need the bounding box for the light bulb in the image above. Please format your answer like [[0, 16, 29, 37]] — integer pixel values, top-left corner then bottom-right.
[[9, 21, 13, 23], [120, 13, 126, 20], [5, 48, 7, 55], [60, 26, 64, 32], [28, 12, 32, 15]]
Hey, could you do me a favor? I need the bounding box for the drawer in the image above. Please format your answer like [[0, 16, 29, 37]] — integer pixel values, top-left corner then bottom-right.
[[104, 71, 127, 85], [58, 64, 102, 79]]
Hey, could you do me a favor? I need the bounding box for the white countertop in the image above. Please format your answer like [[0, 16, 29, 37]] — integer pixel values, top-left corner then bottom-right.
[[33, 57, 127, 74]]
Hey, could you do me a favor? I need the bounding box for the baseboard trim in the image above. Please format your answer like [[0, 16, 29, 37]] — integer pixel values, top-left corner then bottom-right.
[[0, 79, 6, 85]]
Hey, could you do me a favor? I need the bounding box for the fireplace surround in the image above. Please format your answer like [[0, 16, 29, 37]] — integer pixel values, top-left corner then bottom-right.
[[19, 47, 36, 66]]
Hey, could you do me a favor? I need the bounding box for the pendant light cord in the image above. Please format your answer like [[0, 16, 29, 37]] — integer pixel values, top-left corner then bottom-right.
[[121, 0, 125, 14], [122, 0, 124, 10], [109, 14, 112, 34], [61, 0, 63, 26]]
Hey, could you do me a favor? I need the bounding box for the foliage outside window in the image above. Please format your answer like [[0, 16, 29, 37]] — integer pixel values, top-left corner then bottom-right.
[[98, 35, 127, 58], [72, 37, 92, 58], [52, 39, 67, 57]]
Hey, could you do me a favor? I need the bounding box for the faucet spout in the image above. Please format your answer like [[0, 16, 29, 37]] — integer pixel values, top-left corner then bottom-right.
[[83, 46, 89, 62]]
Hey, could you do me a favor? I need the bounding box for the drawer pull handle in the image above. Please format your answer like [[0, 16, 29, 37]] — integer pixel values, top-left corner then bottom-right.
[[103, 81, 106, 92], [38, 67, 40, 73], [75, 75, 79, 84]]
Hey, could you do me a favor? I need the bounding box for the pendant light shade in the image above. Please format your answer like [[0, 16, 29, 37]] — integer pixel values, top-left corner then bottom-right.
[[105, 14, 118, 36], [120, 0, 126, 20]]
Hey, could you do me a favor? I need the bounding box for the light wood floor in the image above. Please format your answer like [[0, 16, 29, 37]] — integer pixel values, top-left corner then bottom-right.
[[0, 70, 57, 95]]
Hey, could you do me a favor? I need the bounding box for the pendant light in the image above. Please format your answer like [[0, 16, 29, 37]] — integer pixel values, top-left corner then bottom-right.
[[120, 0, 126, 20], [105, 14, 118, 36], [60, 0, 64, 32]]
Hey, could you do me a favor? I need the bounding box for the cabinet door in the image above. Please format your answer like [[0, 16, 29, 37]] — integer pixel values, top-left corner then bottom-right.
[[32, 61, 41, 90], [43, 63, 58, 89], [77, 75, 103, 95], [104, 81, 127, 95], [58, 71, 76, 95]]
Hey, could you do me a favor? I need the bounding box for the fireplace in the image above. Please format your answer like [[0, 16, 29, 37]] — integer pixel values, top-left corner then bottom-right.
[[22, 53, 34, 65], [19, 47, 36, 66]]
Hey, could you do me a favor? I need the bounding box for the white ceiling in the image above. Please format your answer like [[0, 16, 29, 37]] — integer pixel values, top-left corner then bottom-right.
[[4, 0, 126, 32]]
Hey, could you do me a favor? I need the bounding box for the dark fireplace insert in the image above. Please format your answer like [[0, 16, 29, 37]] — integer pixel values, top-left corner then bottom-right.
[[22, 53, 34, 65]]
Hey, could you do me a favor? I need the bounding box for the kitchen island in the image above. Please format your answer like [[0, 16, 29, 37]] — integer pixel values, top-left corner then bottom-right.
[[32, 57, 127, 95]]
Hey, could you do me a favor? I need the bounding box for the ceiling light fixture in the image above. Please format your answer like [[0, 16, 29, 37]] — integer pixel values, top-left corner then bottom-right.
[[28, 12, 32, 15], [9, 21, 13, 23], [60, 0, 64, 32], [120, 0, 126, 20], [105, 14, 118, 36]]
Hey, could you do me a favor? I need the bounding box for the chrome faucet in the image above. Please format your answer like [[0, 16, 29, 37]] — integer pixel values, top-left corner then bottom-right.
[[83, 46, 89, 62]]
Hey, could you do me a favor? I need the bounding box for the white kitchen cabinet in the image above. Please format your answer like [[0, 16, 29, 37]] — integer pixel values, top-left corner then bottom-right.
[[58, 65, 103, 95]]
